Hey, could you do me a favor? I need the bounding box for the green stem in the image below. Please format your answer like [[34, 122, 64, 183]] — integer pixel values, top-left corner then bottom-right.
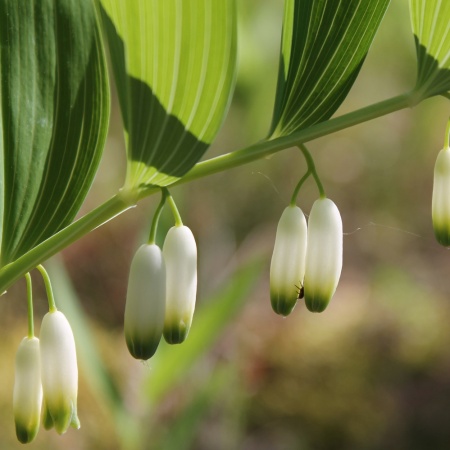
[[290, 170, 311, 206], [0, 192, 135, 295], [164, 188, 183, 227], [167, 92, 414, 188], [0, 92, 415, 294], [298, 144, 326, 198], [37, 265, 57, 313], [25, 273, 34, 338], [148, 190, 167, 245]]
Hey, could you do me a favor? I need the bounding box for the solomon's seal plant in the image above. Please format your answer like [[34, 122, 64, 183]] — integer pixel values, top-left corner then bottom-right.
[[0, 0, 449, 444]]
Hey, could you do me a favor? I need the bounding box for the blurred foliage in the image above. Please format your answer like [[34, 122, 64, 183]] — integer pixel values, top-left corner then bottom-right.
[[1, 0, 450, 449]]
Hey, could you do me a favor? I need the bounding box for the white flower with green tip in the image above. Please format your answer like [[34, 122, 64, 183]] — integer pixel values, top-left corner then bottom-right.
[[13, 337, 42, 444], [432, 147, 450, 246], [40, 310, 80, 434], [163, 225, 197, 344], [270, 205, 307, 316], [125, 244, 166, 359], [304, 198, 343, 312]]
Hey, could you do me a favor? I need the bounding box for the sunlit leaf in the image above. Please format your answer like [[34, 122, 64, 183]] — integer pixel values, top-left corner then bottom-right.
[[410, 0, 450, 99], [98, 0, 237, 189], [0, 0, 110, 265], [270, 0, 390, 138]]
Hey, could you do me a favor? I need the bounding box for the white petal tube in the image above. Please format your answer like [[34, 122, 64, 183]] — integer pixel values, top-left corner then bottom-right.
[[125, 244, 166, 359], [432, 147, 450, 246], [304, 198, 343, 312], [13, 337, 42, 444], [40, 310, 79, 434], [270, 205, 307, 316], [163, 225, 197, 344]]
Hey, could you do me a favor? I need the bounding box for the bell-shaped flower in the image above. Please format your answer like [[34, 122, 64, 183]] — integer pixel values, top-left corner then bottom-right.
[[304, 198, 343, 312], [270, 205, 307, 316], [13, 337, 43, 443], [163, 225, 197, 344], [124, 244, 166, 359], [40, 310, 80, 434], [432, 147, 450, 246]]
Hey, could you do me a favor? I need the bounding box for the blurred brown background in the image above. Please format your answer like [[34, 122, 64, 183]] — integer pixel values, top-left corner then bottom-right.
[[1, 1, 450, 449]]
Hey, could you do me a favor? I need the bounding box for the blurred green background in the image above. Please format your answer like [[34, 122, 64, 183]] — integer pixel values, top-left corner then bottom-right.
[[1, 1, 450, 449]]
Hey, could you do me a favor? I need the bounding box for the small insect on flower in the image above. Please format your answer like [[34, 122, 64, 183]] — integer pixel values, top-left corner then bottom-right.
[[270, 205, 307, 316], [13, 337, 43, 444], [40, 310, 80, 435], [296, 283, 304, 300]]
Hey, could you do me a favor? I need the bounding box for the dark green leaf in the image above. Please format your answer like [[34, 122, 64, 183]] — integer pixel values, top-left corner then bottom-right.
[[270, 0, 391, 138], [98, 0, 237, 189], [0, 0, 110, 265]]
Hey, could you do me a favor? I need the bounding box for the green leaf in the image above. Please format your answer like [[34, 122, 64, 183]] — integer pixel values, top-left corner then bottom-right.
[[270, 0, 391, 138], [410, 0, 450, 99], [144, 258, 263, 404], [0, 0, 110, 265], [98, 0, 237, 189]]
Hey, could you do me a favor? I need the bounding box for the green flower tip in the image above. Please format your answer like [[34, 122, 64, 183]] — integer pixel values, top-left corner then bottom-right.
[[163, 320, 190, 345], [43, 400, 78, 434], [304, 293, 330, 313], [15, 422, 39, 444], [125, 333, 161, 360], [270, 291, 298, 317]]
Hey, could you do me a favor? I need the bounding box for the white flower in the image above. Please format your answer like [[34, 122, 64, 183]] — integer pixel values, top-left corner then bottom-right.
[[163, 225, 197, 344], [124, 244, 166, 359], [270, 205, 307, 316], [13, 337, 42, 443], [304, 198, 343, 312], [40, 310, 80, 434], [432, 147, 450, 246]]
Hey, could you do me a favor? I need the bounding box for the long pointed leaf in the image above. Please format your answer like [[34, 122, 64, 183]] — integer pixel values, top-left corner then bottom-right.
[[0, 0, 110, 265], [410, 0, 450, 99], [270, 0, 390, 138], [98, 0, 237, 189]]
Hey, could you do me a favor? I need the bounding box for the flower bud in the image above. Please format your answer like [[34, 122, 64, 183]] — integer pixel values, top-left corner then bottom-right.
[[40, 311, 79, 434], [163, 225, 197, 344], [270, 205, 307, 316], [304, 198, 343, 312], [13, 337, 42, 443], [432, 147, 450, 246], [124, 244, 166, 359]]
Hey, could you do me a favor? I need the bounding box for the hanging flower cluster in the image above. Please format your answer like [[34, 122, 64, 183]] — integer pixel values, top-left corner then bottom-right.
[[124, 190, 198, 360], [270, 145, 343, 316], [270, 198, 343, 315], [13, 269, 79, 444]]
